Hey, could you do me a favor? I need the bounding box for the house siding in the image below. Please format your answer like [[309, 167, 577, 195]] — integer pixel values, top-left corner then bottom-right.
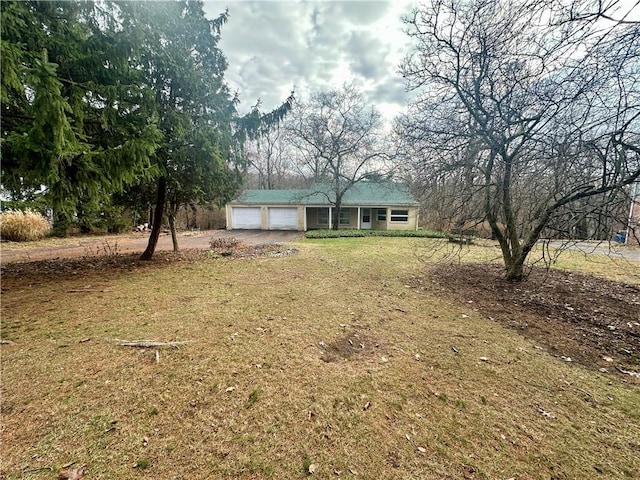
[[386, 207, 419, 231], [306, 207, 329, 230]]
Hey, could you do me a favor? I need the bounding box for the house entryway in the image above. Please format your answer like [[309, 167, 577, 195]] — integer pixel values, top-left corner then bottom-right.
[[360, 208, 372, 229]]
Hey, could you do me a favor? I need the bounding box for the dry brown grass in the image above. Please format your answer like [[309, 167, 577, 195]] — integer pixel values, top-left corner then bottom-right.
[[0, 209, 52, 242], [545, 247, 640, 285], [1, 238, 639, 479]]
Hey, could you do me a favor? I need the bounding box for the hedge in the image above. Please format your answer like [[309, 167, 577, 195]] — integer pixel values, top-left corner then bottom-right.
[[305, 229, 447, 239]]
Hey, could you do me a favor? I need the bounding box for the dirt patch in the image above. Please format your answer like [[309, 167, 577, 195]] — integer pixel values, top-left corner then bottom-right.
[[319, 332, 383, 363], [424, 263, 640, 382], [209, 239, 298, 259]]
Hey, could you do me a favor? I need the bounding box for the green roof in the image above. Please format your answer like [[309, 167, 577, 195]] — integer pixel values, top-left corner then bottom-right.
[[230, 182, 418, 207]]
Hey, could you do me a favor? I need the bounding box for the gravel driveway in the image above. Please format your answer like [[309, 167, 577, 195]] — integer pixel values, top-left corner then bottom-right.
[[0, 229, 303, 264]]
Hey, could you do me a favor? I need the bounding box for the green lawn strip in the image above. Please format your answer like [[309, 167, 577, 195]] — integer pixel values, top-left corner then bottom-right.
[[305, 228, 447, 239]]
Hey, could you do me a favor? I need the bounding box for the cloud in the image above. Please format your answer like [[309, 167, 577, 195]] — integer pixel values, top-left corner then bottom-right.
[[202, 0, 415, 121], [346, 30, 391, 79], [370, 75, 410, 105], [335, 0, 391, 24]]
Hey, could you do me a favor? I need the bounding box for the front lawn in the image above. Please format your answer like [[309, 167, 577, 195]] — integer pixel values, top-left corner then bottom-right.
[[1, 238, 638, 479]]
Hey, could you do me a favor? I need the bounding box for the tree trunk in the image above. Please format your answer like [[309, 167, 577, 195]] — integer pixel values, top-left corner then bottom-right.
[[168, 211, 179, 252], [190, 203, 198, 230], [505, 254, 525, 282], [53, 210, 71, 237], [332, 203, 340, 230], [77, 201, 91, 234], [140, 176, 167, 260]]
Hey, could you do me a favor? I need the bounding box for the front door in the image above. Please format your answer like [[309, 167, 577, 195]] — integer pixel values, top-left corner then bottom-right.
[[361, 208, 372, 229]]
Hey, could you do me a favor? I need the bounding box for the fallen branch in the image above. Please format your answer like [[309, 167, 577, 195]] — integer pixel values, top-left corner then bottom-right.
[[67, 289, 112, 293], [112, 339, 190, 349], [22, 467, 54, 475], [616, 366, 640, 378]]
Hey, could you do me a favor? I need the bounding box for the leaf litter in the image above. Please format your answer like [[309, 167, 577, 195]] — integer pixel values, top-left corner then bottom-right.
[[427, 263, 640, 380]]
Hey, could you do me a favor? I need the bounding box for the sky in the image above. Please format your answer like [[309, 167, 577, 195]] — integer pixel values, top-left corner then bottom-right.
[[202, 0, 640, 124], [202, 0, 418, 122]]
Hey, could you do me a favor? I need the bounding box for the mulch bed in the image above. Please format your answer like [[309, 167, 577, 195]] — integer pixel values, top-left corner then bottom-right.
[[428, 263, 640, 382]]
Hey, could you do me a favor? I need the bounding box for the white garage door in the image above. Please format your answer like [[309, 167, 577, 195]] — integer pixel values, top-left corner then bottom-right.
[[232, 207, 262, 229], [268, 207, 299, 230]]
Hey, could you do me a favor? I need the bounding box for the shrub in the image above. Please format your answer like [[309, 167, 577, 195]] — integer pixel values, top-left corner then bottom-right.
[[209, 236, 240, 250], [0, 209, 52, 242], [305, 229, 447, 239], [99, 205, 132, 234]]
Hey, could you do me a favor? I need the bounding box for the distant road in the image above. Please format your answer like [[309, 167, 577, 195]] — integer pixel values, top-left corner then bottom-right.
[[545, 240, 640, 262]]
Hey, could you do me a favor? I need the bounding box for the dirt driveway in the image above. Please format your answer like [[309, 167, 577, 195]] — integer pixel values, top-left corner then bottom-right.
[[0, 229, 303, 265]]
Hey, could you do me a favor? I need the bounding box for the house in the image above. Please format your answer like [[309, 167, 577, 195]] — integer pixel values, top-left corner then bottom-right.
[[226, 182, 419, 231]]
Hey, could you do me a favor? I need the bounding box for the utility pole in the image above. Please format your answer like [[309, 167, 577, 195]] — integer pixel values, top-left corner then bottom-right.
[[626, 182, 639, 245]]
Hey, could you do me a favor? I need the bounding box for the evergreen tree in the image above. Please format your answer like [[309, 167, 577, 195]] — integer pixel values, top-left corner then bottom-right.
[[115, 1, 292, 259], [1, 1, 161, 234], [1, 0, 292, 249]]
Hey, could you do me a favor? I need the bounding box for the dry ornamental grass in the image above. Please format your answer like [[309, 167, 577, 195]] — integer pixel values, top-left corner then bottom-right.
[[0, 209, 52, 242]]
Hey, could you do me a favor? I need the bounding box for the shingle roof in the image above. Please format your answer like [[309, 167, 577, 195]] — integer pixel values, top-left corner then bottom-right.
[[230, 182, 418, 206]]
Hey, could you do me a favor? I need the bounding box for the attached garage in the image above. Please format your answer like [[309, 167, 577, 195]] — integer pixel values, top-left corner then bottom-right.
[[268, 207, 299, 230], [231, 207, 261, 229]]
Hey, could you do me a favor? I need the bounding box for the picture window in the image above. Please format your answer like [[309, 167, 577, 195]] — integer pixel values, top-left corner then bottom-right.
[[390, 209, 409, 222]]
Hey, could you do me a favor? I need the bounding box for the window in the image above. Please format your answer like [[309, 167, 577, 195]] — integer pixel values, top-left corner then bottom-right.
[[317, 208, 329, 225], [390, 209, 409, 222], [339, 208, 351, 225], [377, 209, 387, 221]]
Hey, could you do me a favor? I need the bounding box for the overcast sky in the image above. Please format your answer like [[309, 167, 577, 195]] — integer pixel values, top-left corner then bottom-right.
[[202, 0, 640, 123], [202, 0, 417, 122]]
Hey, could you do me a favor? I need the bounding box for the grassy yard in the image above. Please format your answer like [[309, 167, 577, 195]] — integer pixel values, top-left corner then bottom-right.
[[1, 238, 639, 479]]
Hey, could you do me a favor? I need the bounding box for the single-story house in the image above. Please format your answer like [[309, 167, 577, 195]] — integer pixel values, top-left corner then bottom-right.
[[226, 182, 419, 231]]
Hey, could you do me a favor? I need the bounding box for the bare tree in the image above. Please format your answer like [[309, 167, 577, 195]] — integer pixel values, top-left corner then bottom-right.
[[244, 125, 293, 189], [288, 84, 392, 229], [399, 0, 640, 280], [287, 109, 331, 183]]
